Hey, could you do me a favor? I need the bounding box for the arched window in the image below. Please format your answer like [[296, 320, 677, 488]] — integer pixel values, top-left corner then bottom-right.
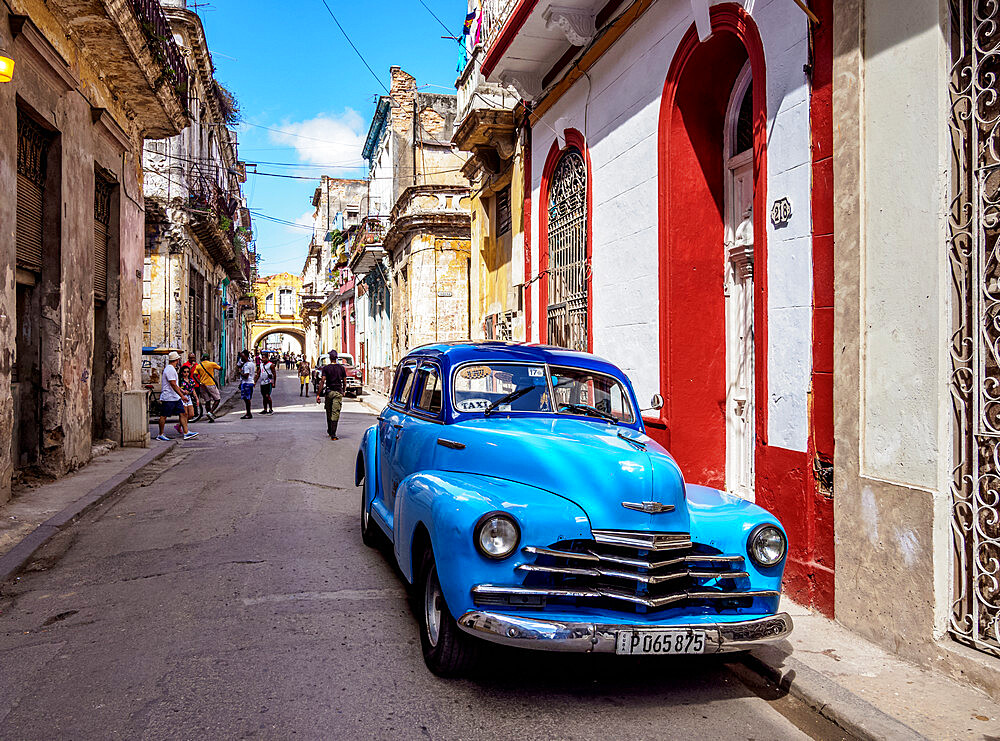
[[733, 82, 753, 156], [546, 147, 588, 351], [265, 293, 274, 314]]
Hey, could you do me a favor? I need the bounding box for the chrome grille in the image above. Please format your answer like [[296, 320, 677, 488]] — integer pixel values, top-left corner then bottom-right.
[[472, 531, 779, 613]]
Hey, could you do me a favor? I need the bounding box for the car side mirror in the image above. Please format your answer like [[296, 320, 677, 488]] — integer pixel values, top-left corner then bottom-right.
[[647, 394, 664, 411]]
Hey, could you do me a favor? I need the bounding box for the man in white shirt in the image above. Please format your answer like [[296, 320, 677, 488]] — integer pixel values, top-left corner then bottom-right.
[[239, 350, 259, 420], [259, 354, 276, 415], [155, 351, 198, 441]]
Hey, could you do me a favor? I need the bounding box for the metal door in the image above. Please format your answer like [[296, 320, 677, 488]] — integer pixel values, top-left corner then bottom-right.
[[948, 0, 1000, 658], [547, 148, 588, 351]]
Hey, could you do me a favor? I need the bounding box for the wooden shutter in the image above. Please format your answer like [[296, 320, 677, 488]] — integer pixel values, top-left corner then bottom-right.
[[93, 172, 113, 302], [16, 113, 48, 273]]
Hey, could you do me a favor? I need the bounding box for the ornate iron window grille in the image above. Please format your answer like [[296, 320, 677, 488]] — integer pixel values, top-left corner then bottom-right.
[[948, 0, 1000, 658], [546, 148, 588, 351]]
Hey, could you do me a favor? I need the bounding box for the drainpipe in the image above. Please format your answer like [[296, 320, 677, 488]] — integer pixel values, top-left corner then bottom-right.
[[221, 277, 230, 383]]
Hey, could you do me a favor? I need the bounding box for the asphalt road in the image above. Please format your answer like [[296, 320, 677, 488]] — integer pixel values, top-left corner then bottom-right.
[[0, 372, 845, 740]]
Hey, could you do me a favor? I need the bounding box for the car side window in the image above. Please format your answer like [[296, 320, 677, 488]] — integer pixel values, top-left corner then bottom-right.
[[392, 362, 417, 408], [413, 364, 442, 416]]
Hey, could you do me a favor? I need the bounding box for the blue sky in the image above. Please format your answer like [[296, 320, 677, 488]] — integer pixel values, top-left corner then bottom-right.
[[198, 0, 466, 275]]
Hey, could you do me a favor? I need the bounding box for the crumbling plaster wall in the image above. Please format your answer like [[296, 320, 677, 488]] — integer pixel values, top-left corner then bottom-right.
[[0, 1, 151, 499], [833, 0, 1000, 702]]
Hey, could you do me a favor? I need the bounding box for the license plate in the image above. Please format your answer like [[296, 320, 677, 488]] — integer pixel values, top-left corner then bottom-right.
[[615, 629, 707, 655]]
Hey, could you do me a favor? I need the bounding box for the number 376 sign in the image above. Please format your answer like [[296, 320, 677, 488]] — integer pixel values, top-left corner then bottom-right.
[[770, 197, 792, 228]]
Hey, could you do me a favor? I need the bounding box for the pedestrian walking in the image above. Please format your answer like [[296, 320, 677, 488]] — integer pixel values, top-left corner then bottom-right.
[[316, 350, 347, 440], [298, 358, 311, 396], [195, 353, 221, 421], [239, 350, 258, 420], [260, 354, 276, 414], [155, 351, 198, 441], [311, 365, 321, 395]]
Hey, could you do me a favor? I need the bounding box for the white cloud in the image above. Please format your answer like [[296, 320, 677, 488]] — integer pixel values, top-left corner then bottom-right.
[[288, 210, 315, 237], [269, 109, 367, 169]]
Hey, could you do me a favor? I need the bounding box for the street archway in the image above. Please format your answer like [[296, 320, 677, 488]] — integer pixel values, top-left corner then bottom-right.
[[251, 326, 306, 355]]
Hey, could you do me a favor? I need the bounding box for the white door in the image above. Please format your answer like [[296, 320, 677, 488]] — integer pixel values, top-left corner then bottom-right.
[[724, 65, 755, 500]]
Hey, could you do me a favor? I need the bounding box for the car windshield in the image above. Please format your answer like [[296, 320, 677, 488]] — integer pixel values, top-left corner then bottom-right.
[[336, 356, 354, 366], [453, 363, 552, 414], [452, 361, 634, 423], [550, 366, 635, 424]]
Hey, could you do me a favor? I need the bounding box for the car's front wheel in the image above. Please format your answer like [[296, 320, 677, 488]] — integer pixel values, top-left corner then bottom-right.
[[417, 548, 479, 677]]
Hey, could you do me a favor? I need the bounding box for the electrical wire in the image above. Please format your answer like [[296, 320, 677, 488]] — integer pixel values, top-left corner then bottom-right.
[[318, 0, 389, 94], [414, 0, 464, 43]]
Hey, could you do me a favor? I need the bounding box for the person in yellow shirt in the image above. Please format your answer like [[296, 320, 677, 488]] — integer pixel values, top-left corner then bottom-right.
[[195, 353, 222, 422]]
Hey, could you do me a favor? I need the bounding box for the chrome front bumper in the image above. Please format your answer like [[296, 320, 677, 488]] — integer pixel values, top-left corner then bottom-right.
[[456, 611, 792, 653]]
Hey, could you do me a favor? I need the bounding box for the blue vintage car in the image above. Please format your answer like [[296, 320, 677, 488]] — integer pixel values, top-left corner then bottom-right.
[[356, 342, 792, 675]]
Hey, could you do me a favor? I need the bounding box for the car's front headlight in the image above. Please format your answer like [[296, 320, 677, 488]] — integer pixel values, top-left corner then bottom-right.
[[475, 512, 520, 559], [747, 524, 787, 567]]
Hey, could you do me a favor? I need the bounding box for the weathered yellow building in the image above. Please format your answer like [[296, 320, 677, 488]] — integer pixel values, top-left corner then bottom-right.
[[453, 42, 526, 341], [249, 273, 305, 353]]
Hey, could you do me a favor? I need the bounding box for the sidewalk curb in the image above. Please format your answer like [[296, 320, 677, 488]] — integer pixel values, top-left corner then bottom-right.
[[0, 441, 178, 584], [742, 645, 928, 741]]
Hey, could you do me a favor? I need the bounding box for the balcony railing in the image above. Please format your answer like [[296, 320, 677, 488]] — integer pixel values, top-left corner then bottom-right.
[[130, 0, 189, 109], [350, 216, 391, 259], [480, 0, 520, 52]]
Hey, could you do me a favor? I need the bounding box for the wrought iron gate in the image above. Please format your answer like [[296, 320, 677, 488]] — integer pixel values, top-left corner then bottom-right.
[[948, 0, 1000, 658], [546, 148, 588, 351]]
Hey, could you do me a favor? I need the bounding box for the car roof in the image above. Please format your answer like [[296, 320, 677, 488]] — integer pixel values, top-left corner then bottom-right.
[[402, 341, 625, 376]]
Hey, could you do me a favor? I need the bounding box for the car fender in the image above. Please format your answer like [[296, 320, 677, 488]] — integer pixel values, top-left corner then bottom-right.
[[686, 484, 787, 593], [393, 471, 592, 617], [355, 424, 378, 489]]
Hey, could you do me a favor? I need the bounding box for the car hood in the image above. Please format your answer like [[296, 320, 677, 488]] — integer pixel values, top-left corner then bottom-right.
[[437, 416, 691, 533]]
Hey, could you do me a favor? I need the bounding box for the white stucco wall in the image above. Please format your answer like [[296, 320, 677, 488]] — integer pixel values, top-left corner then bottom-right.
[[528, 0, 812, 451], [861, 1, 948, 488]]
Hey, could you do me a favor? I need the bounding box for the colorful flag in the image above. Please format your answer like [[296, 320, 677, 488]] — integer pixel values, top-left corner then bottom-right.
[[463, 9, 477, 34]]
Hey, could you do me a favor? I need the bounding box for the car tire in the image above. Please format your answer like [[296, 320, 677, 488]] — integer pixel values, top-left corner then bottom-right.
[[360, 476, 381, 547], [416, 548, 480, 677]]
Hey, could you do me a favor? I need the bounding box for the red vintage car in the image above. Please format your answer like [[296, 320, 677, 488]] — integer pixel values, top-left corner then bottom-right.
[[336, 353, 362, 398]]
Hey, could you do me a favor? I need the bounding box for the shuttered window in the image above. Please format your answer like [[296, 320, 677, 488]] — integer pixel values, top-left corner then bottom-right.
[[94, 171, 113, 303], [16, 112, 48, 274]]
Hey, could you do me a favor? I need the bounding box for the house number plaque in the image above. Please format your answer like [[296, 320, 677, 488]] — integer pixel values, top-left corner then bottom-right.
[[770, 197, 792, 228]]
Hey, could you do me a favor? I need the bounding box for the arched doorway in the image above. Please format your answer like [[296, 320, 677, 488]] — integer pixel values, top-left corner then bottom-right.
[[656, 7, 767, 494]]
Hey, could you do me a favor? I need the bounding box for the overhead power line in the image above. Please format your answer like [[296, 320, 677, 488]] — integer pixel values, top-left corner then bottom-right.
[[318, 0, 389, 94], [415, 0, 463, 43]]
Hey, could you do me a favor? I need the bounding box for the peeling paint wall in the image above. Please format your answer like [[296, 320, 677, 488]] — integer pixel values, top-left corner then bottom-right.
[[1, 1, 186, 501]]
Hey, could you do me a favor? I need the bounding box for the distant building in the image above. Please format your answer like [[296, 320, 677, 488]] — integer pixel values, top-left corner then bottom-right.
[[300, 177, 367, 365], [249, 273, 305, 356], [350, 67, 471, 393], [142, 1, 254, 385]]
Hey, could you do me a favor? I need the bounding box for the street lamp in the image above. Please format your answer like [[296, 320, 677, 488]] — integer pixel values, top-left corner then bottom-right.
[[0, 51, 14, 83]]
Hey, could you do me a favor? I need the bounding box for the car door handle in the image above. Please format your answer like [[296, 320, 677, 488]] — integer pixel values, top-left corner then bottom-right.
[[392, 423, 403, 429]]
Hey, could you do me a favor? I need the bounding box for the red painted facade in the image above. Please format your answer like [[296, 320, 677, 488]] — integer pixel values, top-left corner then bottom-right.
[[516, 2, 835, 615]]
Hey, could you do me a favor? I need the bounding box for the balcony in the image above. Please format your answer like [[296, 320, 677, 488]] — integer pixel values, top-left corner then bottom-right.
[[349, 216, 390, 276], [383, 184, 471, 253], [478, 0, 609, 102], [454, 45, 519, 177], [186, 171, 249, 286], [38, 0, 189, 137]]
